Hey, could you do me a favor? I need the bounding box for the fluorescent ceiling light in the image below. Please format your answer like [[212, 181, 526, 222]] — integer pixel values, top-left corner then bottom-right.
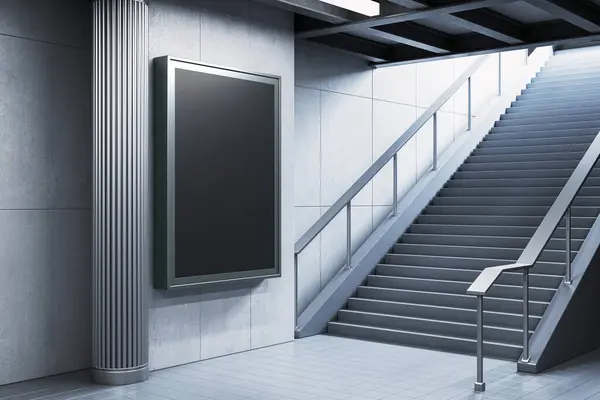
[[319, 0, 380, 16]]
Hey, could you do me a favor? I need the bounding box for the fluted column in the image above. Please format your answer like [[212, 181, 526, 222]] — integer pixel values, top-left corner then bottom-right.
[[92, 0, 149, 385]]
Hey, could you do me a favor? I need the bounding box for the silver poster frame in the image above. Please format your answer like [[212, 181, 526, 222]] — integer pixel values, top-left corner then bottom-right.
[[153, 55, 281, 290]]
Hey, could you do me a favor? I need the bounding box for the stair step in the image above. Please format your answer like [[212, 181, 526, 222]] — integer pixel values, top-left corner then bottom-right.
[[526, 80, 600, 91], [496, 114, 600, 127], [536, 72, 600, 84], [539, 65, 600, 77], [391, 243, 574, 263], [432, 195, 600, 207], [424, 205, 599, 218], [356, 286, 550, 316], [416, 214, 595, 228], [541, 66, 600, 78], [550, 48, 600, 56], [460, 160, 580, 172], [367, 275, 556, 302], [543, 53, 600, 64], [494, 121, 600, 133], [528, 73, 600, 84], [545, 58, 600, 69], [474, 143, 591, 156], [408, 224, 589, 240], [438, 186, 600, 198], [445, 177, 599, 188], [550, 48, 600, 59], [346, 298, 542, 330], [447, 177, 566, 188], [327, 322, 523, 360], [479, 135, 596, 148], [532, 74, 600, 85], [511, 98, 600, 110], [383, 254, 565, 275], [453, 168, 600, 179], [500, 109, 600, 121], [466, 151, 585, 164], [400, 233, 584, 251], [515, 91, 600, 104], [487, 128, 599, 141], [376, 264, 564, 287], [550, 48, 600, 57], [336, 310, 531, 345], [539, 59, 598, 70], [447, 178, 600, 189], [511, 97, 600, 111], [522, 86, 600, 99], [425, 204, 553, 215]]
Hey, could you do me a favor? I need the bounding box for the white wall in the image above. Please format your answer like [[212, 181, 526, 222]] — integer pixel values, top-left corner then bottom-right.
[[0, 0, 91, 386], [148, 0, 295, 371], [294, 43, 529, 314]]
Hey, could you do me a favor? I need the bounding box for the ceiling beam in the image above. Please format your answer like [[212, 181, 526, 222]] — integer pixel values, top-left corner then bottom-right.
[[376, 22, 453, 53], [384, 44, 446, 61], [387, 0, 524, 44], [296, 13, 452, 54], [295, 0, 517, 39], [524, 0, 600, 33], [447, 9, 525, 44]]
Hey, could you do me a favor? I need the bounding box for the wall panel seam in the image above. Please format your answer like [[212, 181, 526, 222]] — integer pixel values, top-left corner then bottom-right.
[[0, 32, 87, 50]]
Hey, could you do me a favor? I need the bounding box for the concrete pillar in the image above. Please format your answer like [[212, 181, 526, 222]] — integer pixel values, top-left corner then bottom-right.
[[92, 0, 150, 385]]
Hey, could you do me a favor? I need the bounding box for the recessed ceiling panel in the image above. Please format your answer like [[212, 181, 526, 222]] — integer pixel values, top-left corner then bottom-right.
[[490, 1, 556, 24], [415, 18, 473, 35]]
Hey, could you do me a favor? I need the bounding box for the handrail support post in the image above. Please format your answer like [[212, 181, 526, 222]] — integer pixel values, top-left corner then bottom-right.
[[392, 154, 398, 216], [565, 206, 572, 284], [474, 295, 486, 392], [468, 76, 472, 131], [433, 112, 438, 171], [498, 52, 502, 96], [294, 253, 299, 330], [522, 268, 531, 363], [345, 202, 352, 270]]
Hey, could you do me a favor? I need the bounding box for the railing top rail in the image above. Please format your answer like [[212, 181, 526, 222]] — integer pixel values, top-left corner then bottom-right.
[[294, 55, 491, 255], [467, 129, 600, 296]]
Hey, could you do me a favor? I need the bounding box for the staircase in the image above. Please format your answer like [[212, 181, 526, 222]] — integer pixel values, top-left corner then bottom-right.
[[327, 47, 600, 359]]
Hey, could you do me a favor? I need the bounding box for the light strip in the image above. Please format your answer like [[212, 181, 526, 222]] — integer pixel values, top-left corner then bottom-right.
[[319, 0, 380, 16]]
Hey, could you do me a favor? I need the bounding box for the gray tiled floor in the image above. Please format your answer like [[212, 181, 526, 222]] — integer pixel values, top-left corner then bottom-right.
[[2, 335, 600, 400]]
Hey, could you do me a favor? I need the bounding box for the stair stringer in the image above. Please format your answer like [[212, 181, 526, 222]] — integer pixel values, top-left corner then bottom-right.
[[519, 213, 600, 373], [295, 47, 554, 339]]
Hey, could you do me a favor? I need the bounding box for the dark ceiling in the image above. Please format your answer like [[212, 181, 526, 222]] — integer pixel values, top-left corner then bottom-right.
[[254, 0, 600, 67]]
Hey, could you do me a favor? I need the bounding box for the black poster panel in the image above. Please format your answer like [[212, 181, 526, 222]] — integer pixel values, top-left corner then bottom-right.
[[153, 57, 281, 289]]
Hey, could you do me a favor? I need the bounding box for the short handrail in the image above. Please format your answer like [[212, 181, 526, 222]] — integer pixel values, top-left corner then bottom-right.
[[293, 54, 496, 328], [294, 55, 489, 256], [467, 129, 600, 392]]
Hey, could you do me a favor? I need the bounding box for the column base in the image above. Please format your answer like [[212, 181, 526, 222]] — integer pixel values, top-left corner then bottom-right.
[[474, 382, 486, 392], [92, 365, 149, 386], [518, 359, 538, 374]]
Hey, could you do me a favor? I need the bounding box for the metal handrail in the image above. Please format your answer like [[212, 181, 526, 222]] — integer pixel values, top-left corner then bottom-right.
[[466, 129, 600, 392], [294, 54, 497, 326]]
